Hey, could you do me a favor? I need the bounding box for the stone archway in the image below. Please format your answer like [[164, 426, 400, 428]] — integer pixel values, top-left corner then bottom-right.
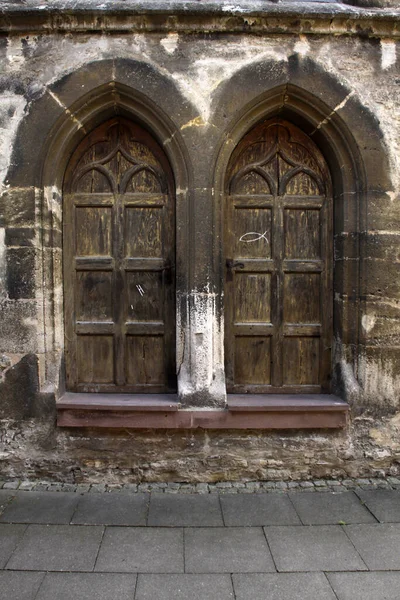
[[212, 72, 390, 404]]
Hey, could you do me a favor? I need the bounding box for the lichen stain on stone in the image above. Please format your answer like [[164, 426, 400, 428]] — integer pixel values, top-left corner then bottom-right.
[[369, 412, 400, 450], [180, 116, 207, 130], [0, 228, 6, 300], [381, 39, 397, 70], [293, 34, 310, 57], [160, 33, 179, 55], [0, 96, 27, 192], [362, 314, 377, 333], [361, 355, 400, 408]]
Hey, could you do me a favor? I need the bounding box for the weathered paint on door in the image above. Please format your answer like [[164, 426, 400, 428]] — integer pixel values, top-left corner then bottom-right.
[[63, 118, 176, 392], [225, 119, 333, 393]]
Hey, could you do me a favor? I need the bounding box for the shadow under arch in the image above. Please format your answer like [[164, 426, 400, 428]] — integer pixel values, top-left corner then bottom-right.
[[213, 80, 390, 403], [6, 60, 194, 397]]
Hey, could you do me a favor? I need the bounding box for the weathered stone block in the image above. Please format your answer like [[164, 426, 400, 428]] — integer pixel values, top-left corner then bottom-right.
[[0, 300, 38, 355], [5, 227, 35, 247], [6, 247, 36, 299], [0, 354, 39, 420], [0, 188, 35, 228], [361, 233, 400, 262], [361, 260, 400, 300], [368, 192, 400, 232]]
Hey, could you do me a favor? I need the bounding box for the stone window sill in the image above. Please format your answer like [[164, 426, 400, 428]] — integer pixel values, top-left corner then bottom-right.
[[57, 393, 349, 429]]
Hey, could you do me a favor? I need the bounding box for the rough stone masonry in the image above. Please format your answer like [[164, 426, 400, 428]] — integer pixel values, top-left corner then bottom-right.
[[0, 0, 399, 483]]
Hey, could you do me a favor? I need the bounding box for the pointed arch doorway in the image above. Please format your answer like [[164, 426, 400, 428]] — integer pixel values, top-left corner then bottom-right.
[[63, 117, 176, 393], [224, 118, 333, 394]]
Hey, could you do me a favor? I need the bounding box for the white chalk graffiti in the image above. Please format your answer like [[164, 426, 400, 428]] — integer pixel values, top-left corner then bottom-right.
[[136, 284, 145, 296], [239, 231, 269, 243]]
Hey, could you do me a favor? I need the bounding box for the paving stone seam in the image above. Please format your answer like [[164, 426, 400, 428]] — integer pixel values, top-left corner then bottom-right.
[[339, 523, 370, 572], [322, 571, 341, 600], [352, 489, 380, 523], [261, 525, 279, 573], [92, 525, 107, 574]]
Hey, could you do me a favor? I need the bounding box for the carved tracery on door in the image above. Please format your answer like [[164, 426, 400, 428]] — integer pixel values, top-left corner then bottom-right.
[[63, 117, 176, 393], [225, 119, 333, 393]]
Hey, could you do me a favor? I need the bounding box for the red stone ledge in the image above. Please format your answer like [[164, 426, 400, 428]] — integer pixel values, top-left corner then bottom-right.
[[57, 393, 349, 429]]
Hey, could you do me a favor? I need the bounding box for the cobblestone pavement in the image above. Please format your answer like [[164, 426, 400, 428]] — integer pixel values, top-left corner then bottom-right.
[[0, 478, 399, 599], [1, 476, 400, 494]]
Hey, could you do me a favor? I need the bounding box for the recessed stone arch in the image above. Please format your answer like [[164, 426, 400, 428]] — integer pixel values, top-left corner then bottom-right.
[[212, 63, 391, 405], [5, 59, 195, 400]]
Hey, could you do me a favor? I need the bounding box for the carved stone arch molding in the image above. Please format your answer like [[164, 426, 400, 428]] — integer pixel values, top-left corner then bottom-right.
[[212, 58, 391, 405], [6, 59, 195, 401]]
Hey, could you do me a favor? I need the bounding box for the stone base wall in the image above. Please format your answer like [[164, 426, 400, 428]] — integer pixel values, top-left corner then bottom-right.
[[0, 415, 399, 484]]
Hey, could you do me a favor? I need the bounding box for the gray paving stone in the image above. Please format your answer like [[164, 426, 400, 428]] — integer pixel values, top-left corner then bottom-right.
[[265, 525, 367, 572], [76, 484, 91, 493], [0, 492, 79, 524], [195, 483, 209, 494], [95, 527, 183, 573], [35, 573, 137, 600], [0, 571, 45, 600], [148, 493, 223, 527], [0, 524, 27, 568], [345, 523, 400, 570], [18, 482, 36, 491], [135, 574, 234, 600], [220, 493, 301, 526], [185, 527, 275, 573], [7, 524, 104, 571], [233, 573, 337, 600], [3, 482, 19, 490], [71, 492, 148, 526], [327, 572, 400, 600], [122, 483, 138, 493], [90, 483, 107, 493], [0, 490, 16, 515], [289, 491, 376, 525], [356, 489, 400, 522]]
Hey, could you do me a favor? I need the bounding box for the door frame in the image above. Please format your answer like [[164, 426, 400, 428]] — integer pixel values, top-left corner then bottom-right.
[[213, 84, 368, 402]]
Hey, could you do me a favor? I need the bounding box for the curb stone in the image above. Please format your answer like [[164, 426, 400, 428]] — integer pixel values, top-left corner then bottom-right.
[[0, 477, 399, 494]]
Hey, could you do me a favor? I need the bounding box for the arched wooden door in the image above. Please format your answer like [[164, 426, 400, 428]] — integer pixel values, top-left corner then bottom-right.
[[224, 119, 332, 394], [63, 117, 176, 393]]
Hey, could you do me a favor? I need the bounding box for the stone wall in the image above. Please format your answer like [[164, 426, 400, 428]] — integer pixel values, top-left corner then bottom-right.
[[0, 1, 399, 482]]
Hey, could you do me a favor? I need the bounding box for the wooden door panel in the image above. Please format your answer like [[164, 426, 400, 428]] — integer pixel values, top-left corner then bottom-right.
[[283, 273, 321, 324], [233, 171, 271, 195], [233, 208, 272, 259], [234, 273, 272, 323], [285, 172, 320, 196], [77, 335, 115, 384], [126, 335, 166, 386], [283, 337, 320, 386], [64, 118, 176, 393], [75, 207, 113, 256], [225, 119, 332, 393], [284, 209, 321, 259], [126, 271, 163, 322], [76, 271, 113, 321], [124, 207, 163, 258], [234, 337, 272, 385]]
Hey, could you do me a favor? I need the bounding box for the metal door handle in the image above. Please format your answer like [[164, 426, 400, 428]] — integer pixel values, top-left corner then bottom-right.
[[226, 259, 245, 270]]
